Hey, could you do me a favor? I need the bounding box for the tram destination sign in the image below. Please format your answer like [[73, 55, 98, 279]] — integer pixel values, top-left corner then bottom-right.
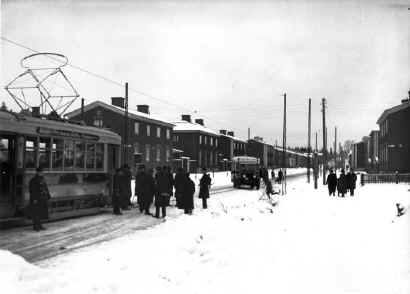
[[36, 127, 100, 141]]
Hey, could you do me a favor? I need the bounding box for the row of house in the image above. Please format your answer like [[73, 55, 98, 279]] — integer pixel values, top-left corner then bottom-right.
[[351, 92, 410, 173], [66, 98, 308, 173]]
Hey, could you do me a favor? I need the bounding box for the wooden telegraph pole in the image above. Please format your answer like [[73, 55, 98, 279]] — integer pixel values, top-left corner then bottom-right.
[[321, 98, 327, 185], [334, 126, 337, 171], [307, 98, 311, 183], [122, 82, 129, 166], [282, 92, 287, 195]]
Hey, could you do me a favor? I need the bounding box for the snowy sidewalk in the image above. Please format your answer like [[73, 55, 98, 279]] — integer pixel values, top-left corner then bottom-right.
[[1, 179, 409, 294]]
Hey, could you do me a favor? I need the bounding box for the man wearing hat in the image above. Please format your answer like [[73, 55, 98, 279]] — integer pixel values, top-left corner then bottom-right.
[[29, 167, 51, 231]]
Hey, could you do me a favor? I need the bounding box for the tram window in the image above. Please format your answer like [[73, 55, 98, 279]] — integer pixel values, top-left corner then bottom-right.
[[64, 140, 74, 169], [25, 137, 37, 169], [86, 143, 96, 169], [39, 137, 51, 169], [51, 139, 63, 170], [96, 144, 104, 170], [75, 141, 85, 169]]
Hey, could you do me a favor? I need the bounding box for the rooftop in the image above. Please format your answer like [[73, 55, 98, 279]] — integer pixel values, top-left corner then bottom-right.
[[172, 120, 219, 136], [376, 101, 410, 124], [65, 100, 174, 127]]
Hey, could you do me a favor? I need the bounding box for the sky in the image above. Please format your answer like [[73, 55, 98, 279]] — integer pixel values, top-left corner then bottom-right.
[[1, 0, 409, 148]]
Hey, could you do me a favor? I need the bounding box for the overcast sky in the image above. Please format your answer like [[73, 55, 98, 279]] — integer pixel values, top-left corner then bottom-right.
[[1, 0, 409, 148]]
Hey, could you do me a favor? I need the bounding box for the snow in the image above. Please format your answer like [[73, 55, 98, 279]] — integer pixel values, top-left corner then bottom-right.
[[1, 178, 409, 294], [172, 120, 220, 136]]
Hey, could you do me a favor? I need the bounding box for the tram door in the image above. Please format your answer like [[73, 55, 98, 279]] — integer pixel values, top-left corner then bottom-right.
[[0, 135, 15, 217]]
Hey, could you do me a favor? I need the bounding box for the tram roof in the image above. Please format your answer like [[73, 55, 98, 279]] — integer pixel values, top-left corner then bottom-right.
[[0, 110, 121, 144]]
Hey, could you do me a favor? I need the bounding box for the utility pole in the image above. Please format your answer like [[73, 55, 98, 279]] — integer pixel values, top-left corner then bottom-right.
[[122, 82, 129, 166], [282, 92, 287, 195], [315, 132, 318, 152], [321, 98, 327, 185], [307, 98, 311, 183], [334, 126, 337, 171]]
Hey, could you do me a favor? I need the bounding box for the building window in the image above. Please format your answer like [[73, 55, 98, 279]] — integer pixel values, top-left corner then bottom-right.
[[205, 136, 208, 145], [93, 110, 103, 127], [147, 125, 151, 136], [210, 137, 213, 146], [199, 135, 202, 144], [198, 150, 202, 167], [145, 144, 150, 161], [156, 144, 161, 162], [135, 142, 140, 154], [134, 122, 139, 135], [166, 146, 171, 162], [52, 139, 64, 170], [215, 139, 218, 147], [157, 127, 161, 138], [166, 129, 171, 140]]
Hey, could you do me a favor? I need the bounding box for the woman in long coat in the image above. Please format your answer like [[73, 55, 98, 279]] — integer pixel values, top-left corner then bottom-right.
[[337, 169, 347, 197], [181, 172, 195, 214], [141, 168, 157, 215], [174, 167, 185, 209], [199, 168, 211, 209]]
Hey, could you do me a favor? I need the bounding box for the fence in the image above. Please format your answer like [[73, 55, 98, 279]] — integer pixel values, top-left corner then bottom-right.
[[360, 173, 410, 185]]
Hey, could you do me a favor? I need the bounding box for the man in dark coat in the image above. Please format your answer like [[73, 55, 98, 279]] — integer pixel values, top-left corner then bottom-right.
[[174, 167, 185, 209], [141, 168, 156, 215], [154, 167, 173, 218], [29, 167, 51, 231], [271, 169, 275, 181], [181, 172, 195, 214], [199, 168, 212, 209], [337, 169, 347, 197], [134, 165, 145, 212], [326, 169, 337, 196], [278, 169, 284, 184], [112, 168, 123, 215], [121, 164, 132, 210], [164, 166, 174, 206], [346, 169, 357, 196]]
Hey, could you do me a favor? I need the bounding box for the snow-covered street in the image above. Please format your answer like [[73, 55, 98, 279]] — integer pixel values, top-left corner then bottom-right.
[[1, 177, 409, 294]]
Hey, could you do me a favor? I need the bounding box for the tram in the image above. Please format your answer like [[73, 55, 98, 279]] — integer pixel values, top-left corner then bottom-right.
[[231, 156, 261, 189], [0, 110, 121, 224]]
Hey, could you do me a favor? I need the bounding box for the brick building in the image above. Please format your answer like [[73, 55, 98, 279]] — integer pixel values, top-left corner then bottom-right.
[[352, 140, 367, 170], [377, 99, 410, 172], [217, 130, 246, 170], [65, 100, 174, 172], [368, 130, 380, 170], [247, 137, 269, 167], [172, 115, 219, 171]]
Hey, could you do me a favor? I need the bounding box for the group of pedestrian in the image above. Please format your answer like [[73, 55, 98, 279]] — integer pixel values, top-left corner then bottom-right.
[[326, 168, 357, 197], [113, 165, 212, 218]]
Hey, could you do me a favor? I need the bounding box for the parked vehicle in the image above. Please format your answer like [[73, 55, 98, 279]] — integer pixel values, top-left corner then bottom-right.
[[231, 156, 260, 189]]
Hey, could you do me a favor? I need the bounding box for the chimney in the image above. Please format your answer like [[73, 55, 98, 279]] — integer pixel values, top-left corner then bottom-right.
[[195, 119, 204, 126], [137, 104, 150, 114], [219, 129, 227, 135], [227, 131, 234, 137], [111, 97, 125, 108], [32, 107, 40, 118], [181, 114, 191, 122]]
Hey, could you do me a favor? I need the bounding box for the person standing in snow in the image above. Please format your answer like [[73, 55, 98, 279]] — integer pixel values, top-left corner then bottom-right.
[[346, 169, 357, 196], [164, 166, 174, 206], [181, 172, 195, 214], [278, 169, 284, 184], [120, 164, 132, 210], [174, 167, 185, 209], [29, 167, 51, 231], [154, 167, 172, 218], [326, 169, 337, 196], [141, 168, 157, 215], [112, 168, 123, 215], [271, 169, 276, 182], [337, 169, 347, 197], [199, 168, 212, 209], [134, 165, 145, 212]]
